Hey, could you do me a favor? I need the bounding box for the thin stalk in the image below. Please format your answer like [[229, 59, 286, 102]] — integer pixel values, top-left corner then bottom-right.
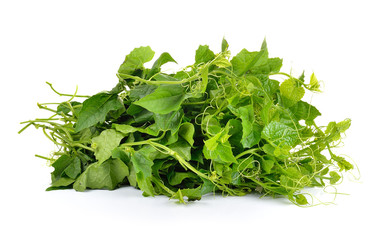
[[152, 177, 175, 196], [46, 82, 90, 98], [117, 73, 200, 85]]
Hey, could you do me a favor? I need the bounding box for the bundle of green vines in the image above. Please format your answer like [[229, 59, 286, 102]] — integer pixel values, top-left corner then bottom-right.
[[20, 39, 354, 205]]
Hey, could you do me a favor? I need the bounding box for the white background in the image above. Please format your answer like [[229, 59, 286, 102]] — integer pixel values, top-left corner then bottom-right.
[[1, 0, 384, 239]]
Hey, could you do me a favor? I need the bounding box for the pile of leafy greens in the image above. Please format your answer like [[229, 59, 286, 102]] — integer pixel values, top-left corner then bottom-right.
[[20, 39, 353, 205]]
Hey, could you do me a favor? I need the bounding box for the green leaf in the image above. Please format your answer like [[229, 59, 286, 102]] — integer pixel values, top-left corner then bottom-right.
[[262, 121, 298, 147], [131, 148, 155, 196], [294, 194, 308, 205], [280, 78, 305, 107], [221, 38, 229, 52], [180, 188, 202, 201], [332, 155, 354, 171], [118, 46, 155, 75], [134, 85, 185, 114], [91, 129, 125, 164], [51, 155, 73, 180], [129, 85, 157, 101], [153, 73, 179, 82], [57, 101, 81, 115], [250, 57, 283, 74], [111, 147, 131, 165], [148, 52, 177, 77], [289, 101, 321, 123], [239, 105, 262, 148], [178, 122, 195, 146], [231, 48, 268, 76], [309, 73, 321, 91], [75, 93, 124, 132], [169, 140, 191, 161], [63, 157, 81, 179], [203, 141, 237, 164], [74, 159, 129, 191], [112, 124, 138, 134], [168, 172, 197, 186], [326, 119, 351, 142], [261, 158, 275, 174], [329, 171, 341, 184], [154, 110, 183, 135], [229, 104, 262, 148], [51, 177, 75, 188], [195, 45, 215, 65]]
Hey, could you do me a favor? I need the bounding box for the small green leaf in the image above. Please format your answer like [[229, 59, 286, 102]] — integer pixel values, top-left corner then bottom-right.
[[148, 52, 177, 77], [329, 171, 341, 184], [131, 148, 155, 196], [261, 158, 275, 174], [294, 194, 308, 205], [112, 124, 138, 134], [118, 46, 155, 75], [280, 78, 305, 107], [221, 38, 229, 52], [195, 45, 215, 65], [309, 73, 321, 91], [178, 122, 195, 146]]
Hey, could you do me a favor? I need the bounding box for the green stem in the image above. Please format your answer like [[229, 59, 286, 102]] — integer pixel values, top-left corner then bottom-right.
[[35, 154, 55, 161], [182, 101, 208, 106], [149, 142, 212, 181], [152, 177, 175, 196], [269, 72, 292, 78], [117, 73, 199, 85], [235, 148, 260, 159], [72, 143, 94, 152], [18, 123, 32, 134], [46, 82, 90, 98]]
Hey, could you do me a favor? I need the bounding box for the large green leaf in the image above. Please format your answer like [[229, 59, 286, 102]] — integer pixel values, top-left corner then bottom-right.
[[133, 85, 185, 114], [91, 129, 125, 164], [230, 42, 268, 76], [289, 101, 321, 123], [75, 93, 124, 132], [261, 121, 299, 147], [153, 110, 184, 135], [74, 159, 129, 191]]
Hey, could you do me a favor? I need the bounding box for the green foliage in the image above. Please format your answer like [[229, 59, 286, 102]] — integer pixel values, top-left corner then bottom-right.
[[20, 39, 354, 206]]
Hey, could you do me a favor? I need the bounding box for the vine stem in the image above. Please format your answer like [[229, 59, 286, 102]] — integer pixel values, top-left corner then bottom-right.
[[121, 139, 214, 182], [117, 73, 200, 85], [46, 82, 90, 98], [149, 142, 213, 181]]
